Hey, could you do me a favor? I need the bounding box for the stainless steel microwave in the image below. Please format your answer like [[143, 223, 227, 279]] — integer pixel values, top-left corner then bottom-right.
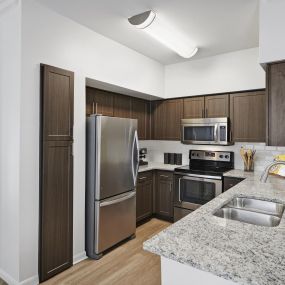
[[181, 117, 231, 145]]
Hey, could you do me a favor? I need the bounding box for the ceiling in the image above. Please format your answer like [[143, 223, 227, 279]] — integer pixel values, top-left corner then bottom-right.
[[37, 0, 259, 65]]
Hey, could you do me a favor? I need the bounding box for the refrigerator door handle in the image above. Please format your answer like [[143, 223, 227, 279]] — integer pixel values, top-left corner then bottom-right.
[[100, 191, 136, 207], [131, 130, 139, 185], [95, 116, 102, 197]]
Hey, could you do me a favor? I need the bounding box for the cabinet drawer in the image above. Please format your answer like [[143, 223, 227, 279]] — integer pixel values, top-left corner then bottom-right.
[[156, 170, 173, 181], [138, 171, 153, 183], [223, 177, 244, 192]]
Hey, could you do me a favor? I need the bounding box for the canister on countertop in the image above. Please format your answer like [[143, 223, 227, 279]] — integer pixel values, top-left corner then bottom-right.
[[175, 153, 182, 165], [164, 153, 170, 164]]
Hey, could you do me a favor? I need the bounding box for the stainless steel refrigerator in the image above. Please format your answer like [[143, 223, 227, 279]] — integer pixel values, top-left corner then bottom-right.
[[86, 115, 139, 259]]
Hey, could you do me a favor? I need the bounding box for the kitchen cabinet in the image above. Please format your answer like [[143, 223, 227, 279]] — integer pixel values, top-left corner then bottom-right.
[[223, 177, 244, 192], [230, 91, 266, 142], [183, 95, 229, 119], [155, 171, 173, 220], [183, 97, 204, 119], [113, 94, 132, 118], [136, 171, 153, 223], [86, 88, 114, 117], [205, 94, 229, 118], [131, 98, 150, 140], [152, 99, 183, 140], [267, 61, 285, 146], [40, 64, 74, 282]]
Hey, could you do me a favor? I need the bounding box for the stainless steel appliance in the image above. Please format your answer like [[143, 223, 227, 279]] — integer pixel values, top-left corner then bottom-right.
[[174, 150, 234, 222], [181, 117, 231, 145], [86, 115, 139, 259]]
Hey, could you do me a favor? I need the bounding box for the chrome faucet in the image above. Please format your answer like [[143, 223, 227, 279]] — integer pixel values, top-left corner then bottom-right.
[[260, 161, 285, 182]]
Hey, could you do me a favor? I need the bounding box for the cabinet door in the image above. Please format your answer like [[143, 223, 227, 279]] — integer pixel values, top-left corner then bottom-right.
[[267, 62, 285, 146], [205, 94, 229, 118], [40, 141, 73, 281], [113, 94, 132, 118], [86, 88, 114, 116], [183, 97, 205, 119], [41, 65, 74, 141], [230, 91, 266, 142], [165, 99, 183, 140], [131, 98, 150, 140], [151, 101, 166, 140], [136, 172, 153, 222], [155, 171, 173, 219]]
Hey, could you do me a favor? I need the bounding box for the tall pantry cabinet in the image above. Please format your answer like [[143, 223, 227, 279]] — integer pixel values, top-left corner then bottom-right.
[[39, 64, 74, 282]]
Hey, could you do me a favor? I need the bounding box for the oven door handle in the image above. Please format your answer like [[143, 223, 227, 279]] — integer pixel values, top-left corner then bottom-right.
[[178, 178, 182, 202]]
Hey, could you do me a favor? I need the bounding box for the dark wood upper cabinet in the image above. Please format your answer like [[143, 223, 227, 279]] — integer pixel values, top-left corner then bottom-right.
[[165, 99, 183, 140], [42, 65, 74, 141], [40, 64, 74, 282], [131, 98, 150, 140], [183, 97, 204, 119], [267, 61, 285, 146], [151, 100, 166, 140], [205, 94, 229, 118], [113, 94, 132, 118], [86, 88, 114, 117], [152, 99, 182, 140], [155, 171, 173, 220], [230, 91, 266, 142]]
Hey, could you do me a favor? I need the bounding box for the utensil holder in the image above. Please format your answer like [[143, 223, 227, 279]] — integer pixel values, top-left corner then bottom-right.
[[244, 160, 254, 172]]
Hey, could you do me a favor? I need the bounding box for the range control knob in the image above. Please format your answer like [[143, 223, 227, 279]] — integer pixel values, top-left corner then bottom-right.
[[219, 155, 224, 159], [225, 155, 229, 159]]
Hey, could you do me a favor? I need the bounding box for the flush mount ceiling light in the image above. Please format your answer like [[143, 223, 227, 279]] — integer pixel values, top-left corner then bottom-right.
[[128, 10, 198, 59]]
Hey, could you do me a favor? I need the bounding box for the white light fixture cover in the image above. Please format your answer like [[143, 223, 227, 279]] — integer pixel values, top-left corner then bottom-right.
[[128, 10, 198, 58]]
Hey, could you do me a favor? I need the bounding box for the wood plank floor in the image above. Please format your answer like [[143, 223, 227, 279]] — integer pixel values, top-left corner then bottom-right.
[[43, 218, 170, 285]]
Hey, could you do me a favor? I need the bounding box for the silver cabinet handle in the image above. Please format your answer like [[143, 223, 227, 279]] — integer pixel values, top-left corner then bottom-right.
[[100, 192, 136, 207], [139, 176, 147, 180], [178, 178, 181, 202]]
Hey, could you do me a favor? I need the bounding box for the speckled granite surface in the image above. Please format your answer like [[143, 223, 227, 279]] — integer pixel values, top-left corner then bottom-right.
[[138, 162, 177, 172], [144, 171, 285, 285]]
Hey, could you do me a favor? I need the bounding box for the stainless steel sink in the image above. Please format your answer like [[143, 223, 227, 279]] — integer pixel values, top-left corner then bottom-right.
[[214, 197, 284, 227], [225, 197, 285, 216], [214, 207, 281, 227]]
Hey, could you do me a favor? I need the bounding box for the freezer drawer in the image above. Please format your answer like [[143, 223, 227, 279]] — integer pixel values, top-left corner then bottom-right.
[[95, 191, 136, 254]]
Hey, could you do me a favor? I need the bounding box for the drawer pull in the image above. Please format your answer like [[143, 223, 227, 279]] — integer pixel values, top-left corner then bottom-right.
[[139, 177, 147, 180], [160, 175, 169, 178]]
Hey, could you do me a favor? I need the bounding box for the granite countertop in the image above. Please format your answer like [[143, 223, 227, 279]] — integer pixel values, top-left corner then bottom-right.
[[143, 171, 285, 285], [138, 162, 178, 172]]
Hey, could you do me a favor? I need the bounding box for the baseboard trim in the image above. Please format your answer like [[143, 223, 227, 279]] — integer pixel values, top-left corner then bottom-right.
[[0, 268, 38, 285], [73, 251, 87, 265], [0, 268, 18, 285], [19, 275, 38, 285]]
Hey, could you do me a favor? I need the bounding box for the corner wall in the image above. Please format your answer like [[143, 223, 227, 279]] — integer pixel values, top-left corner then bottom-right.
[[0, 0, 21, 283], [19, 0, 164, 283], [165, 48, 265, 98]]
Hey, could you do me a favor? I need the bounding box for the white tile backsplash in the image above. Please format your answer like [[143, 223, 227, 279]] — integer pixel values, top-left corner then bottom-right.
[[139, 140, 285, 171]]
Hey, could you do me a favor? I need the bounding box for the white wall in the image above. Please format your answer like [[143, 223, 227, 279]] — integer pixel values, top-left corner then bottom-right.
[[18, 0, 164, 283], [259, 0, 285, 64], [0, 1, 21, 283], [165, 48, 265, 98]]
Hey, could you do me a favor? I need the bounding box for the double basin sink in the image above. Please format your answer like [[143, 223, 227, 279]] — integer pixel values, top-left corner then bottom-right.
[[214, 197, 285, 227]]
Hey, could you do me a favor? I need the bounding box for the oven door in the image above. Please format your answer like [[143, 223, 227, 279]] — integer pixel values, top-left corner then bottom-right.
[[181, 123, 218, 144], [174, 174, 222, 210]]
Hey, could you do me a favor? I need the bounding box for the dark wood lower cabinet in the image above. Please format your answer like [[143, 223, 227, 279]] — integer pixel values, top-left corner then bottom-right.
[[155, 171, 174, 220], [136, 172, 153, 223], [223, 177, 244, 192]]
